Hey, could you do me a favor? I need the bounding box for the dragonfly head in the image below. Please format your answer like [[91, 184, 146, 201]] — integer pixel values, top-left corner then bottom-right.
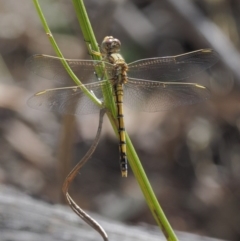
[[101, 36, 121, 55]]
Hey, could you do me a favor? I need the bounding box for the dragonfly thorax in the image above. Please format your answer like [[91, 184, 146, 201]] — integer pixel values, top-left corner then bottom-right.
[[111, 60, 128, 85], [101, 36, 128, 84]]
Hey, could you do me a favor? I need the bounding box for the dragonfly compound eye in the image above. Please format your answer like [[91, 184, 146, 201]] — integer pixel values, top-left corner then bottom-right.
[[101, 36, 121, 54]]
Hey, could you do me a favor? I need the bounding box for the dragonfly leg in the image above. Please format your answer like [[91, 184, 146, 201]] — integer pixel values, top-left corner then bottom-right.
[[84, 40, 102, 58], [91, 49, 102, 57]]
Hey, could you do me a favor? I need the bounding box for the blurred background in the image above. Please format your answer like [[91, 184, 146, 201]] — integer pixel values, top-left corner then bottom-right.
[[1, 0, 240, 240]]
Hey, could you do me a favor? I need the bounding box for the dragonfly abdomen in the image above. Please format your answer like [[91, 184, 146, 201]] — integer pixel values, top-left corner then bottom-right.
[[114, 84, 127, 177]]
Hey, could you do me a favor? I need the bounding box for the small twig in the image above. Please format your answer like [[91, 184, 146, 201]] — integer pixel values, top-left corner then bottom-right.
[[62, 109, 108, 241]]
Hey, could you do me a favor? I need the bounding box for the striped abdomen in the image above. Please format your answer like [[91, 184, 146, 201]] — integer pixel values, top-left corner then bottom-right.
[[114, 83, 127, 177]]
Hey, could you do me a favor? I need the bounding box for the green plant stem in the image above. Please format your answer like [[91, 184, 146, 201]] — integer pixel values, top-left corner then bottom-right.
[[71, 0, 117, 116], [107, 114, 178, 241], [32, 0, 179, 240], [72, 1, 179, 241], [72, 0, 100, 60], [32, 0, 102, 108]]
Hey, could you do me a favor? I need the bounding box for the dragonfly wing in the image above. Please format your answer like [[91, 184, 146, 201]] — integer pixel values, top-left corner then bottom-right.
[[127, 49, 219, 81], [27, 81, 110, 115], [124, 78, 210, 112], [26, 55, 114, 84]]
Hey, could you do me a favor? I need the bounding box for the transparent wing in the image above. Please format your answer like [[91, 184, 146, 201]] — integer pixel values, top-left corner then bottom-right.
[[124, 78, 210, 112], [127, 49, 219, 81], [28, 78, 210, 115], [27, 81, 112, 115], [25, 55, 114, 84]]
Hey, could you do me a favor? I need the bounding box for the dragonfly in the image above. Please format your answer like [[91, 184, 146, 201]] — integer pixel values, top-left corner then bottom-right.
[[26, 36, 219, 177]]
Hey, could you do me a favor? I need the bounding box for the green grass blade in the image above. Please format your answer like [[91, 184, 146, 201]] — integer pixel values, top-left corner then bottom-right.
[[32, 0, 102, 108], [72, 0, 117, 117]]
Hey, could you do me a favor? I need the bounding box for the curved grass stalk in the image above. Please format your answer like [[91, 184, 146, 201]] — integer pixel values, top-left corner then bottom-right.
[[62, 109, 108, 241]]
